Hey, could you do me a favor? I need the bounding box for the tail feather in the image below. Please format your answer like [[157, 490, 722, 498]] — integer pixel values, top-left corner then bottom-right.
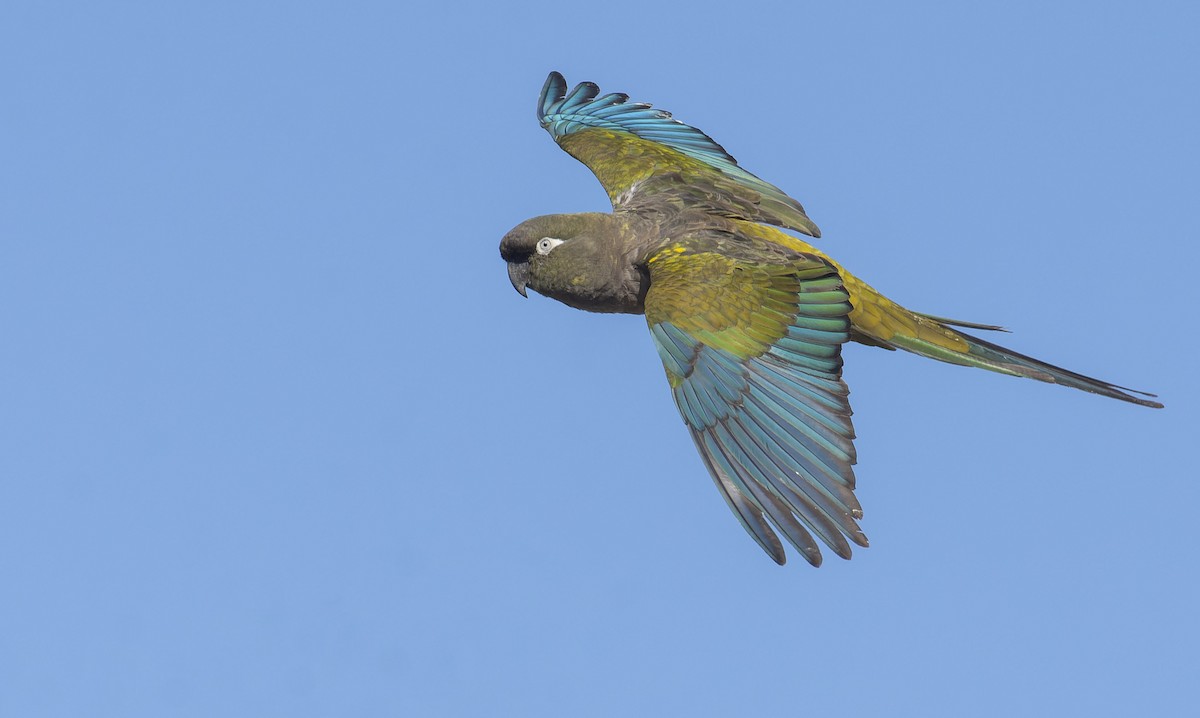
[[839, 276, 1162, 407], [913, 311, 1010, 333], [955, 329, 1163, 408], [876, 311, 1163, 408]]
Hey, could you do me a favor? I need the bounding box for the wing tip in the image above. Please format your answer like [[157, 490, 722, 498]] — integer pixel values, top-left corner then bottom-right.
[[539, 71, 567, 121]]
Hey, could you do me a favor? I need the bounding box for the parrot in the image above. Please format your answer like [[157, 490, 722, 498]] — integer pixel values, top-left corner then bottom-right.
[[499, 71, 1163, 567]]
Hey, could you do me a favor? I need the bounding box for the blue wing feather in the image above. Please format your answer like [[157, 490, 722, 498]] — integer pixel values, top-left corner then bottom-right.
[[538, 71, 821, 238], [715, 421, 851, 557], [539, 71, 741, 172], [708, 426, 832, 563], [649, 317, 866, 566], [694, 433, 791, 564]]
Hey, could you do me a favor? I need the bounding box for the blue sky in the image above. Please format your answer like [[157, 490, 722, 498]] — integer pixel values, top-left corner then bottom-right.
[[2, 1, 1196, 715]]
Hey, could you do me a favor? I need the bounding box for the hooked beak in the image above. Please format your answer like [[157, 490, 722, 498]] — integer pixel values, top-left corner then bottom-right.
[[507, 262, 529, 298]]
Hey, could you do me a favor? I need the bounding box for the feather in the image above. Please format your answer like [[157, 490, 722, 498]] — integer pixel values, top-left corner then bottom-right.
[[538, 71, 821, 238]]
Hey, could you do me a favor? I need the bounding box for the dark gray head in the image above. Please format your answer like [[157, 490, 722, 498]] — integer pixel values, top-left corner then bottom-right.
[[499, 212, 647, 314]]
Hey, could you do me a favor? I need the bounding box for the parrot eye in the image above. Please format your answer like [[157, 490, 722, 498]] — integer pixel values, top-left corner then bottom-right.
[[536, 237, 565, 255]]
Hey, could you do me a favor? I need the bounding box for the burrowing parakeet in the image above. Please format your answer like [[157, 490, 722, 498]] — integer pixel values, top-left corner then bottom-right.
[[500, 71, 1162, 567]]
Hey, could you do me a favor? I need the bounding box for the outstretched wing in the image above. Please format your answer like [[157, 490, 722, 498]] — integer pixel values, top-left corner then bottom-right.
[[643, 235, 864, 566], [539, 71, 822, 238]]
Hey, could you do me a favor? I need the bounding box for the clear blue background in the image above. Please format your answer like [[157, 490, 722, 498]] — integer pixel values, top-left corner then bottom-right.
[[2, 1, 1195, 715]]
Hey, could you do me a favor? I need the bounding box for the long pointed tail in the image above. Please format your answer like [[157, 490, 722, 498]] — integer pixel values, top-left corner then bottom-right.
[[888, 316, 1163, 408], [953, 329, 1163, 407]]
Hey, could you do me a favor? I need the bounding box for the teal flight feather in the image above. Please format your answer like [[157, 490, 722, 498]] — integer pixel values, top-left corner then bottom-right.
[[537, 71, 822, 238]]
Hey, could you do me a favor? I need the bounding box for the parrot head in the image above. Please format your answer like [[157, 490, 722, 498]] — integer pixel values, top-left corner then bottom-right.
[[500, 212, 647, 314]]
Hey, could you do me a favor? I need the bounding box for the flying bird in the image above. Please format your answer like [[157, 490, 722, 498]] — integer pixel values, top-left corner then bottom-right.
[[500, 71, 1162, 566]]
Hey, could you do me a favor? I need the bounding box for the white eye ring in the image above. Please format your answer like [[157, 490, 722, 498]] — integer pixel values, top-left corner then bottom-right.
[[536, 237, 565, 255]]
